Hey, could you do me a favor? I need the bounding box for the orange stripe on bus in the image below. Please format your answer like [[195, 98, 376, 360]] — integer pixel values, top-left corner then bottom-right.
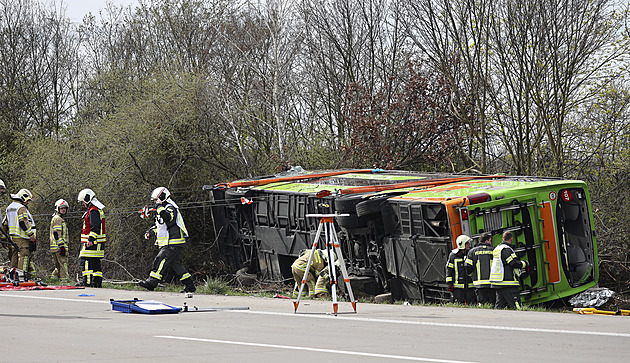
[[540, 201, 561, 284]]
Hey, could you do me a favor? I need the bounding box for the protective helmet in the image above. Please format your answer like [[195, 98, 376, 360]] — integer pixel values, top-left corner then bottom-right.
[[0, 179, 5, 193], [456, 235, 472, 250], [55, 199, 69, 214], [151, 187, 170, 204], [78, 188, 96, 204], [12, 189, 33, 203]]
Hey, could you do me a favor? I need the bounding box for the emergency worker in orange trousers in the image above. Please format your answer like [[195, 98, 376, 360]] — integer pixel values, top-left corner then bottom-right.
[[3, 189, 37, 272], [77, 189, 106, 287], [49, 199, 70, 280]]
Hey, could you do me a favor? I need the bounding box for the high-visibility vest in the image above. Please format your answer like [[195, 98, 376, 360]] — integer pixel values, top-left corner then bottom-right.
[[154, 203, 187, 247], [490, 243, 523, 286], [6, 201, 36, 239], [80, 205, 106, 258]]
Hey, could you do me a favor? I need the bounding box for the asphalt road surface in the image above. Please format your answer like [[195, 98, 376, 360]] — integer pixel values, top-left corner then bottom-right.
[[1, 288, 628, 362]]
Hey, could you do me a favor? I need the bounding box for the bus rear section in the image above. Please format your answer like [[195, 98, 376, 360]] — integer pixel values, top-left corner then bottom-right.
[[456, 182, 598, 304]]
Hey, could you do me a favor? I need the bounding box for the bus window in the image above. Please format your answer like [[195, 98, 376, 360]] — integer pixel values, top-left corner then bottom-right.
[[556, 188, 595, 287]]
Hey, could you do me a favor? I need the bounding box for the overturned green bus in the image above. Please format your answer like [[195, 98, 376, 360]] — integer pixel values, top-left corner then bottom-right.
[[207, 169, 598, 304]]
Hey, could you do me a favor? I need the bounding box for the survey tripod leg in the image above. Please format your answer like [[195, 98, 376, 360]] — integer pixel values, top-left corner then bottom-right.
[[329, 224, 357, 314], [293, 214, 357, 315], [292, 220, 325, 312]]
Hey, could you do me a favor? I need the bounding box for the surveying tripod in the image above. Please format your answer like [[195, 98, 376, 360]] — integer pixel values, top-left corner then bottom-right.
[[293, 214, 357, 315]]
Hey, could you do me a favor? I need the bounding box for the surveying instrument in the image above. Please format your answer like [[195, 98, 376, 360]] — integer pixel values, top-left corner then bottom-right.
[[292, 213, 357, 315]]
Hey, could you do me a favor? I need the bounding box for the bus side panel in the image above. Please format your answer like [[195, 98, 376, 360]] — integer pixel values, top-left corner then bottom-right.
[[540, 201, 561, 284]]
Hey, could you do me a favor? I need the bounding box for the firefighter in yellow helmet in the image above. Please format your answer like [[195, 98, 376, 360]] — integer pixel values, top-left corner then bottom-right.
[[138, 187, 196, 293], [77, 188, 106, 287], [445, 234, 476, 305], [3, 189, 36, 273], [49, 199, 70, 281], [291, 249, 336, 298]]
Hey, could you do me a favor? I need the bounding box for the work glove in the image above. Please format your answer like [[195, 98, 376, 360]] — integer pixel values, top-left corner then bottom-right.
[[448, 285, 454, 292], [59, 246, 66, 257], [28, 240, 37, 252]]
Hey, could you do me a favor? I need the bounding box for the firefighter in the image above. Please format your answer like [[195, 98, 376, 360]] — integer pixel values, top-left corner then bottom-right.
[[445, 235, 476, 305], [49, 199, 70, 281], [490, 231, 529, 309], [466, 233, 496, 306], [291, 249, 334, 298], [77, 188, 106, 287], [138, 187, 196, 293], [3, 189, 36, 273]]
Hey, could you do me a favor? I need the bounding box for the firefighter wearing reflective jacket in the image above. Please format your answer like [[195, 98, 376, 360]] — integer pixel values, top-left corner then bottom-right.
[[490, 231, 529, 309], [78, 189, 106, 288], [291, 249, 333, 298], [138, 187, 196, 293], [445, 235, 476, 304], [3, 189, 36, 272], [50, 199, 70, 280], [466, 233, 496, 306]]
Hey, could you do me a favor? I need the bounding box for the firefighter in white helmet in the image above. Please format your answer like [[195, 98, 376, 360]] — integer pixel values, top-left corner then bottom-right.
[[49, 199, 70, 281], [445, 234, 476, 305], [77, 188, 106, 287], [138, 187, 196, 293], [2, 189, 36, 272]]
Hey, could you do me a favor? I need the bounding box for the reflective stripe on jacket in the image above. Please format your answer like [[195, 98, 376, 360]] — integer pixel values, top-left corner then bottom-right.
[[466, 244, 494, 287], [152, 203, 187, 247], [80, 205, 106, 258], [292, 250, 329, 278], [445, 249, 471, 289], [49, 213, 68, 250]]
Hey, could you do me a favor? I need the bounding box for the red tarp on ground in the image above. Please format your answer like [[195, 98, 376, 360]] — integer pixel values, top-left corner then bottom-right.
[[0, 284, 85, 291]]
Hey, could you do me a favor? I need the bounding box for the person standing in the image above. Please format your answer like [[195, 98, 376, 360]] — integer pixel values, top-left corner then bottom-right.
[[77, 189, 106, 287], [138, 187, 196, 293], [466, 233, 496, 306], [445, 235, 476, 304], [49, 199, 70, 281], [490, 231, 528, 309], [4, 189, 36, 273]]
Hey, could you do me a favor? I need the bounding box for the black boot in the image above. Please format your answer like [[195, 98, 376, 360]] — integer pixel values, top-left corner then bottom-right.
[[138, 279, 156, 291], [93, 276, 102, 288], [181, 277, 196, 293]]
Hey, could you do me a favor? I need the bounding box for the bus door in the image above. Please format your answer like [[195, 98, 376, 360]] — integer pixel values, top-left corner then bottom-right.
[[460, 194, 544, 297]]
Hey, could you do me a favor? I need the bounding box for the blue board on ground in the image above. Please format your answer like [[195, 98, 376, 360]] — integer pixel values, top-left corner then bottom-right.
[[110, 298, 182, 314]]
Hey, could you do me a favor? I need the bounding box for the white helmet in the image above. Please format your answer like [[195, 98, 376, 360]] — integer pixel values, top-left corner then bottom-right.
[[151, 187, 170, 204], [11, 188, 33, 203], [55, 199, 69, 214], [78, 188, 96, 204], [0, 179, 5, 193], [456, 235, 472, 250]]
